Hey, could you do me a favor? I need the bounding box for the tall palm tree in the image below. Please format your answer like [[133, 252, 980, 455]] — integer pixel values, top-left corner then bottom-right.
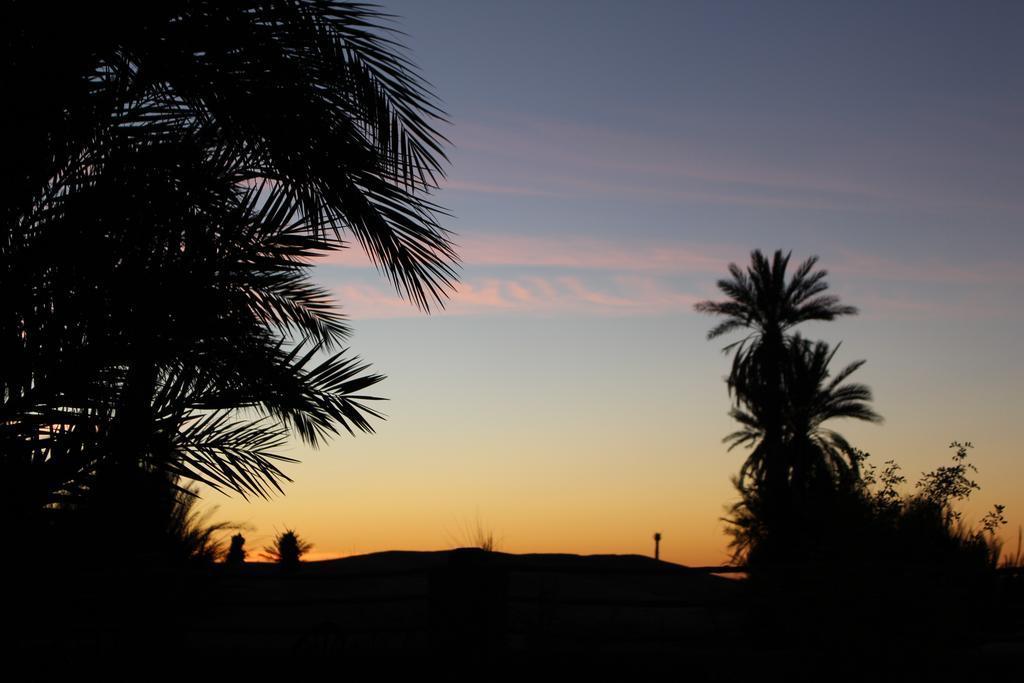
[[1, 2, 458, 542], [694, 250, 859, 508]]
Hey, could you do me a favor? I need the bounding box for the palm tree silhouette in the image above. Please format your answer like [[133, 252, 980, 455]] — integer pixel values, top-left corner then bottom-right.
[[721, 335, 881, 566], [695, 250, 860, 510], [263, 529, 314, 570], [2, 2, 458, 543], [725, 335, 881, 497]]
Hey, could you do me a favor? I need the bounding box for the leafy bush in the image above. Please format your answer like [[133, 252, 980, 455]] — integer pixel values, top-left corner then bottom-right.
[[857, 442, 1005, 568], [727, 441, 1005, 568], [727, 442, 1008, 653]]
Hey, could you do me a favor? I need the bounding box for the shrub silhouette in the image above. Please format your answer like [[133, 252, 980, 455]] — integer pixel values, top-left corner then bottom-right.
[[58, 473, 234, 566], [263, 529, 313, 569], [448, 513, 501, 552], [166, 484, 236, 566], [730, 442, 1007, 654], [862, 442, 1005, 569], [226, 534, 247, 566], [729, 442, 1005, 569]]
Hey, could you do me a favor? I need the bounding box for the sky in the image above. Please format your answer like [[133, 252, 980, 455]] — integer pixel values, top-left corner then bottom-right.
[[208, 0, 1024, 566]]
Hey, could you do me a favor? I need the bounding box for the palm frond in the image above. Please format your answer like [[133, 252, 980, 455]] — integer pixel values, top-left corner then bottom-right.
[[3, 2, 448, 516], [170, 409, 294, 499]]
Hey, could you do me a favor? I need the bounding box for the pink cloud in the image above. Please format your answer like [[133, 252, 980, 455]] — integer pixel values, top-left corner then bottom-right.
[[558, 275, 636, 308], [317, 234, 1022, 294], [317, 234, 733, 274], [525, 275, 557, 299], [335, 273, 1012, 322], [450, 279, 520, 310], [334, 275, 702, 319], [335, 284, 426, 317], [318, 232, 1020, 323], [505, 280, 534, 302]]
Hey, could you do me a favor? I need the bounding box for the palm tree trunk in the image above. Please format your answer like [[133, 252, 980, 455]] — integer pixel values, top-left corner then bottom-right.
[[760, 329, 791, 528]]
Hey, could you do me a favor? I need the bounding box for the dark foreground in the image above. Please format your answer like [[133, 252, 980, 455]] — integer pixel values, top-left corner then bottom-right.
[[11, 549, 1024, 672]]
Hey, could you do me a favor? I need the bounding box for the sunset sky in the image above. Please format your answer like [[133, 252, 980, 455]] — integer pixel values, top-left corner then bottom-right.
[[208, 0, 1024, 566]]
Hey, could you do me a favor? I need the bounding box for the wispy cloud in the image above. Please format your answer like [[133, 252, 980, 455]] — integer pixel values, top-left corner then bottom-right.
[[318, 233, 1022, 286], [318, 231, 1020, 321], [545, 175, 842, 210], [441, 179, 566, 198], [451, 115, 1024, 213], [451, 118, 889, 209], [319, 234, 732, 273], [461, 234, 735, 272], [335, 275, 701, 319]]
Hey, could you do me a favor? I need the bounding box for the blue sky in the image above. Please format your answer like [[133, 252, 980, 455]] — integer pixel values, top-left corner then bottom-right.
[[211, 1, 1024, 564]]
